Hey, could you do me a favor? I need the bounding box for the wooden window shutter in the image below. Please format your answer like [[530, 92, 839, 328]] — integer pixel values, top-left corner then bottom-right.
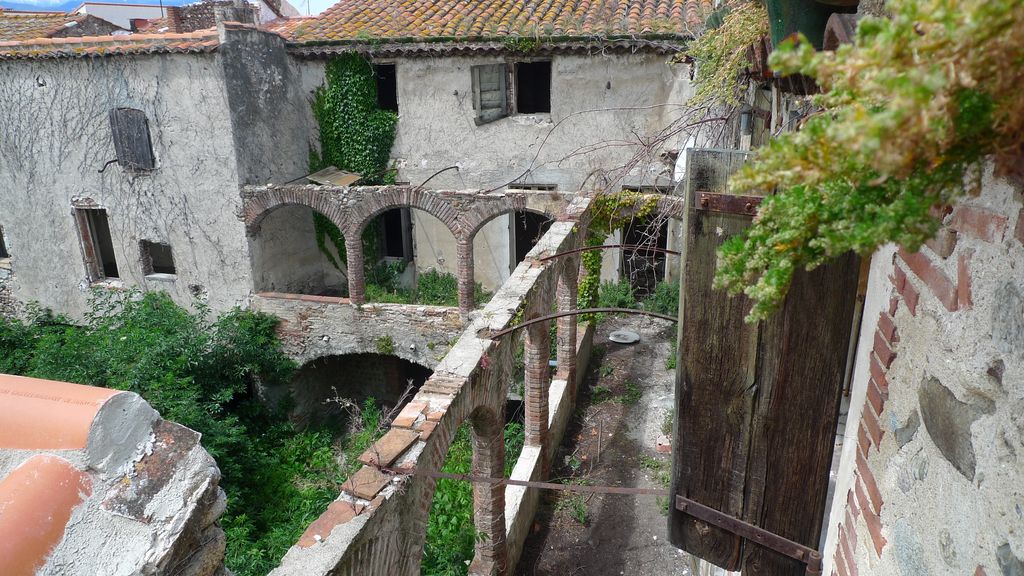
[[471, 64, 508, 125], [669, 148, 860, 574], [109, 108, 155, 170]]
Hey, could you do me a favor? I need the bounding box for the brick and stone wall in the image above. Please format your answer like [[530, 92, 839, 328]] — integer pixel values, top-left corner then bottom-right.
[[826, 167, 1024, 576]]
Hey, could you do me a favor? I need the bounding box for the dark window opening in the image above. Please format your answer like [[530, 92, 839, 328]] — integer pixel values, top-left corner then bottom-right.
[[381, 208, 412, 261], [512, 211, 552, 268], [0, 226, 8, 259], [621, 215, 668, 298], [380, 206, 411, 260], [141, 240, 176, 275], [511, 183, 557, 191], [515, 61, 551, 114], [374, 64, 398, 112], [76, 208, 119, 280], [109, 108, 155, 171]]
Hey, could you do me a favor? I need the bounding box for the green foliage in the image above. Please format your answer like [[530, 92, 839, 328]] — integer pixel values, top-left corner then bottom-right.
[[577, 191, 659, 317], [620, 381, 642, 405], [665, 337, 678, 370], [312, 54, 398, 184], [415, 269, 460, 307], [0, 290, 353, 576], [422, 422, 525, 576], [502, 36, 538, 53], [684, 1, 769, 106], [716, 0, 1024, 321], [376, 335, 395, 355], [310, 53, 400, 284], [596, 279, 637, 310], [591, 385, 613, 404], [313, 212, 348, 275], [641, 280, 679, 316]]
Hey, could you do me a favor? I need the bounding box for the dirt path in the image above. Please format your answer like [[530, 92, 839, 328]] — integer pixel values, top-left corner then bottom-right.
[[515, 315, 695, 576]]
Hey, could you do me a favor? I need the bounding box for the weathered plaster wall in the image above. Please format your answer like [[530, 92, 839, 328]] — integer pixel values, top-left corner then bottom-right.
[[827, 167, 1024, 576], [0, 28, 320, 320], [387, 52, 690, 191], [0, 52, 250, 319], [250, 204, 345, 294], [219, 25, 313, 187]]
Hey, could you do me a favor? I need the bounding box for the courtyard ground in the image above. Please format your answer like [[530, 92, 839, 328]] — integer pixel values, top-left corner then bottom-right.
[[515, 315, 699, 576]]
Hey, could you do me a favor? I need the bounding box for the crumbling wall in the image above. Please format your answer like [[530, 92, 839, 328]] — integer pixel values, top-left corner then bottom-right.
[[0, 375, 227, 576], [0, 53, 249, 319], [826, 167, 1024, 576]]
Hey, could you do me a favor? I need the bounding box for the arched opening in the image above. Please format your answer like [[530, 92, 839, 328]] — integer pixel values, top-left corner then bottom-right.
[[511, 210, 554, 271], [621, 214, 669, 298], [283, 353, 433, 430], [362, 207, 416, 301], [250, 205, 349, 297]]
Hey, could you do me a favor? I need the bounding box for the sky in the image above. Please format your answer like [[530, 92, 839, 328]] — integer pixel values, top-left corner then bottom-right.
[[0, 0, 333, 16]]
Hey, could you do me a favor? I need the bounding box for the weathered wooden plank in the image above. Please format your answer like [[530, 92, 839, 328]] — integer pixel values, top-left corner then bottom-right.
[[670, 147, 860, 575], [669, 149, 756, 570], [741, 252, 859, 575]]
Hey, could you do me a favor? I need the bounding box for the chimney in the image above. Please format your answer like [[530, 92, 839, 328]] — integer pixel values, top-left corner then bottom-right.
[[165, 6, 183, 33]]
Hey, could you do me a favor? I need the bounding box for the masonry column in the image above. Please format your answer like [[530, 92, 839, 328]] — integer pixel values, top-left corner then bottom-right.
[[468, 410, 507, 576], [524, 317, 550, 459], [345, 235, 365, 304], [556, 263, 579, 395], [457, 237, 475, 312]]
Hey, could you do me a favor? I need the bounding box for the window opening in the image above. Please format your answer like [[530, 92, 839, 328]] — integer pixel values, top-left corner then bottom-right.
[[511, 211, 552, 270], [510, 183, 557, 191], [109, 108, 155, 171], [374, 64, 398, 112], [515, 61, 552, 114], [140, 240, 176, 275], [0, 226, 8, 259], [381, 208, 413, 262], [621, 215, 668, 298], [76, 208, 119, 280]]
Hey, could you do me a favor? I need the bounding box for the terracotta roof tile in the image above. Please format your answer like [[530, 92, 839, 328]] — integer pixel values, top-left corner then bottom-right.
[[0, 455, 92, 576], [0, 28, 220, 60], [0, 374, 119, 450], [287, 0, 695, 44], [0, 10, 89, 42]]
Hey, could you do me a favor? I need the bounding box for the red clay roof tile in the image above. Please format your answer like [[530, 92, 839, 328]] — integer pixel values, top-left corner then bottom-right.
[[0, 455, 92, 576], [287, 0, 694, 44], [0, 374, 119, 450]]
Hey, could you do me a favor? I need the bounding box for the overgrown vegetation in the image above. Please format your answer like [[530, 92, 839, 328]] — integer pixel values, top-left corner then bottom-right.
[[0, 291, 345, 576], [715, 0, 1024, 321], [363, 267, 492, 307], [422, 421, 525, 576], [309, 53, 401, 294], [684, 1, 770, 106], [577, 190, 659, 317]]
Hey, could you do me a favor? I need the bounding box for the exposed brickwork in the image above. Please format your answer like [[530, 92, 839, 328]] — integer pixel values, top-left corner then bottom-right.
[[456, 239, 475, 312], [949, 205, 1008, 243], [898, 248, 958, 311]]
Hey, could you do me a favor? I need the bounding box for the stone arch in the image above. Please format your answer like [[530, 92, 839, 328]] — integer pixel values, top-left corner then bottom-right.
[[277, 352, 433, 429], [248, 203, 349, 296], [347, 187, 462, 240], [242, 187, 350, 237]]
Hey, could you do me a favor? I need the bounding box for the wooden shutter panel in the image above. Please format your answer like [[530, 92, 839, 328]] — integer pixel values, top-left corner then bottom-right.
[[471, 64, 508, 125], [109, 108, 155, 170], [669, 149, 860, 574]]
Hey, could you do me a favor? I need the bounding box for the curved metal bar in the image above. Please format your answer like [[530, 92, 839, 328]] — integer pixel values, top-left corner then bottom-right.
[[537, 244, 680, 262], [481, 307, 677, 339]]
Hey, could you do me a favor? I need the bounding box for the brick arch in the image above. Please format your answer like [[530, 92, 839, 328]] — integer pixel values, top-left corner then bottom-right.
[[347, 187, 463, 239], [465, 205, 557, 243], [241, 187, 351, 236]]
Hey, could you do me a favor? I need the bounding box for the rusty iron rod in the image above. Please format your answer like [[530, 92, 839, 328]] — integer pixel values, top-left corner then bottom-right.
[[537, 244, 681, 262], [378, 464, 670, 496], [482, 308, 677, 339], [674, 495, 823, 575]]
